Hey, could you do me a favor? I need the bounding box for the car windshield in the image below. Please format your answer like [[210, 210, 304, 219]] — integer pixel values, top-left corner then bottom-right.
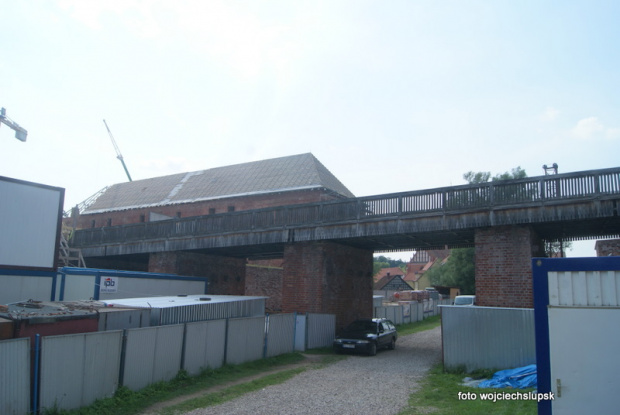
[[454, 297, 473, 305], [346, 320, 377, 332]]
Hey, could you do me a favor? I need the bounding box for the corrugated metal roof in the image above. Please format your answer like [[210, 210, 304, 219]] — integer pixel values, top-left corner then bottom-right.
[[83, 153, 355, 214], [103, 295, 267, 309]]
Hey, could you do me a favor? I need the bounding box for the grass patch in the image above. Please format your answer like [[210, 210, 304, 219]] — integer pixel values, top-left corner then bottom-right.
[[399, 364, 538, 415], [45, 353, 309, 415], [397, 315, 441, 336]]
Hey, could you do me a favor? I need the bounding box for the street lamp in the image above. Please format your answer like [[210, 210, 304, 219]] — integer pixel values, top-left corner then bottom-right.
[[0, 107, 28, 142], [543, 163, 558, 175]]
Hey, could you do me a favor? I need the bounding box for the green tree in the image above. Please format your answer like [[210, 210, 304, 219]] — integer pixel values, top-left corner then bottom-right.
[[463, 166, 527, 183], [426, 248, 476, 294], [373, 260, 391, 276], [373, 255, 407, 275], [462, 171, 491, 184], [545, 240, 573, 257]]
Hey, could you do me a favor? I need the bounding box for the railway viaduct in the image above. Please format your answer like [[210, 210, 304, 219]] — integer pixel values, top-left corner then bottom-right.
[[71, 167, 620, 328]]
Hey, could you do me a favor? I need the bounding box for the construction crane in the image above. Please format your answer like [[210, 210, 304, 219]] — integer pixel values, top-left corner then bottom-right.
[[0, 107, 28, 142], [103, 119, 132, 182]]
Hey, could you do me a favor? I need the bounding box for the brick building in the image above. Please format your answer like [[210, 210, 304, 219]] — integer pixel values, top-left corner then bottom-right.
[[68, 153, 354, 230], [67, 153, 357, 313]]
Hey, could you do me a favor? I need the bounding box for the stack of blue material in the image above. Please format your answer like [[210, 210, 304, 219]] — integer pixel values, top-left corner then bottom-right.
[[477, 364, 537, 389]]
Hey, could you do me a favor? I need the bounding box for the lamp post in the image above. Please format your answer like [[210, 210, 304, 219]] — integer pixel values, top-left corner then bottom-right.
[[542, 163, 558, 175], [0, 107, 28, 142]]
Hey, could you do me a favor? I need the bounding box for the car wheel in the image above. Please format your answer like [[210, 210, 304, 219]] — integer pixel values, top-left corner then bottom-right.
[[368, 342, 377, 356], [388, 338, 396, 350]]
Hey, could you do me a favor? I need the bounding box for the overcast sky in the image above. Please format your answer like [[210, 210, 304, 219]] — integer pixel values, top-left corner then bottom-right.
[[2, 1, 618, 258]]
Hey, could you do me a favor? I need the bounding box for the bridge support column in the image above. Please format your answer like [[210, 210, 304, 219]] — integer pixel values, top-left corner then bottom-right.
[[475, 225, 544, 308], [282, 242, 373, 331], [148, 252, 246, 295]]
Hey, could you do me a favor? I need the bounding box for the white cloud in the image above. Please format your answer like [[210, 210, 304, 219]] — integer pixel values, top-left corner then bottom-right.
[[571, 116, 610, 140], [540, 106, 560, 121]]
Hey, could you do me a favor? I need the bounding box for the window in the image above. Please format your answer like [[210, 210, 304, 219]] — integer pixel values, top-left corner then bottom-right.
[[140, 214, 145, 223], [106, 218, 112, 226], [209, 208, 216, 215], [227, 206, 235, 212]]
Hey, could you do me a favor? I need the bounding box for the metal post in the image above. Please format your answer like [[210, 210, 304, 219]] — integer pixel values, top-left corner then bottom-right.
[[32, 334, 40, 414]]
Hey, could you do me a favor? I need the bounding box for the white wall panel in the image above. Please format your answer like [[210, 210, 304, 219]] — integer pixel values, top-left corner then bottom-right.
[[0, 177, 63, 270], [549, 270, 620, 306], [0, 273, 54, 303], [549, 307, 620, 415]]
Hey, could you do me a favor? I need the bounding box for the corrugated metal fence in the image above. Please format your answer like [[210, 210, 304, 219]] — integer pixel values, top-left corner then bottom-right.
[[40, 331, 123, 410], [375, 298, 451, 324], [0, 337, 30, 415], [122, 325, 185, 391], [306, 313, 336, 349], [441, 306, 536, 372], [0, 312, 333, 413]]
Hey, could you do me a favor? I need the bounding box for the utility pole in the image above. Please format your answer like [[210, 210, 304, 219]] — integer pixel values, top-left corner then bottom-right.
[[0, 107, 28, 142]]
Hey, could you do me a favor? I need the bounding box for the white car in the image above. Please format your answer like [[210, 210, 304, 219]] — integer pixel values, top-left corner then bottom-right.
[[453, 295, 476, 306]]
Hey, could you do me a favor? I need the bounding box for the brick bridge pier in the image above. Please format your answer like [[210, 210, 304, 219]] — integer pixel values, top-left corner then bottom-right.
[[143, 225, 540, 328]]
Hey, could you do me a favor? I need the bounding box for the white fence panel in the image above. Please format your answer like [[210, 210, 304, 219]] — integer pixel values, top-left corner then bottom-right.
[[401, 303, 411, 324], [226, 316, 266, 365], [295, 313, 306, 351], [410, 302, 419, 322], [415, 301, 424, 321], [123, 325, 184, 391], [0, 338, 30, 415], [266, 313, 295, 357], [183, 319, 227, 375], [306, 313, 335, 349], [39, 331, 122, 412]]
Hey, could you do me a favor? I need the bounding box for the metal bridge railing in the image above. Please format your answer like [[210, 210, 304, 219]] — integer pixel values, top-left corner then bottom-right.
[[72, 167, 620, 246]]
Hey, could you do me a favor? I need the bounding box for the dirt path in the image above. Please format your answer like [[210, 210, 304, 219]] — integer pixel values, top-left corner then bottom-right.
[[140, 326, 442, 415], [139, 354, 326, 415]]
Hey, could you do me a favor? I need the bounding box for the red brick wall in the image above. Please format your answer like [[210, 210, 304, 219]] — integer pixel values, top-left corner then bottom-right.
[[596, 239, 620, 256], [245, 264, 283, 313], [282, 242, 373, 330], [148, 252, 246, 295], [14, 317, 99, 344], [475, 225, 544, 308], [71, 188, 343, 229]]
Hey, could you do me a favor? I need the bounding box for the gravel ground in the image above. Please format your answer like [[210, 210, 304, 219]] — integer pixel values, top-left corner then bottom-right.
[[184, 325, 442, 415]]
